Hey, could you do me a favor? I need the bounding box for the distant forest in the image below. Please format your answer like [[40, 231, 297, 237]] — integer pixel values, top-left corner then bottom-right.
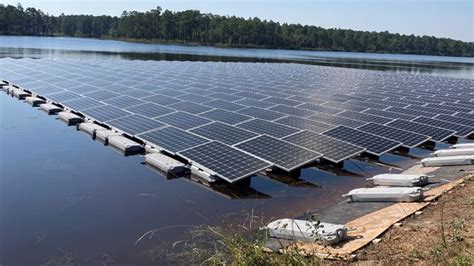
[[1, 4, 473, 56]]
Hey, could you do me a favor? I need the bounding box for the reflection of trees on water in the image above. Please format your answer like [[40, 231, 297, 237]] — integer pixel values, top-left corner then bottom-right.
[[2, 47, 473, 79]]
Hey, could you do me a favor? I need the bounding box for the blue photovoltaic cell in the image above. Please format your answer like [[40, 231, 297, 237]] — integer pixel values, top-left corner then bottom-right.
[[82, 105, 131, 122], [62, 97, 105, 111], [268, 105, 316, 118], [103, 95, 145, 108], [309, 113, 367, 128], [108, 114, 166, 135], [237, 119, 300, 138], [178, 93, 213, 103], [283, 130, 364, 163], [413, 116, 474, 137], [83, 89, 121, 101], [190, 122, 258, 145], [179, 141, 271, 183], [274, 116, 334, 133], [199, 109, 252, 125], [357, 122, 430, 147], [167, 101, 213, 114], [298, 103, 344, 115], [262, 96, 302, 107], [323, 126, 402, 156], [237, 107, 287, 121], [142, 95, 182, 105], [46, 91, 82, 102], [204, 99, 246, 112], [435, 114, 474, 128], [336, 110, 393, 124], [139, 126, 209, 153], [125, 102, 175, 118], [236, 135, 321, 171], [386, 119, 455, 142], [121, 89, 155, 99], [362, 108, 417, 121], [68, 84, 101, 94], [156, 111, 211, 130], [234, 98, 276, 109]]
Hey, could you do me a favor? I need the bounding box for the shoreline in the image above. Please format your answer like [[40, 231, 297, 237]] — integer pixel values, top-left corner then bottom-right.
[[3, 34, 474, 59]]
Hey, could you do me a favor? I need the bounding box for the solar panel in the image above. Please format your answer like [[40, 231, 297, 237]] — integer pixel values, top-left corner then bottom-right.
[[337, 110, 393, 124], [233, 91, 268, 100], [199, 109, 252, 125], [283, 130, 365, 163], [142, 94, 182, 105], [82, 105, 131, 122], [357, 122, 430, 148], [125, 102, 175, 118], [204, 99, 246, 112], [309, 113, 367, 128], [30, 86, 64, 95], [413, 116, 474, 138], [101, 95, 144, 108], [166, 101, 213, 114], [138, 126, 209, 153], [121, 89, 154, 99], [101, 84, 131, 93], [346, 100, 391, 110], [46, 91, 82, 102], [321, 101, 368, 112], [386, 106, 435, 118], [83, 89, 121, 101], [190, 122, 258, 145], [237, 107, 287, 121], [155, 88, 187, 97], [178, 93, 213, 103], [298, 103, 344, 115], [156, 111, 212, 130], [385, 119, 455, 142], [435, 114, 474, 127], [179, 141, 271, 183], [206, 92, 243, 102], [3, 58, 473, 186], [235, 135, 321, 171], [108, 114, 166, 135], [362, 108, 417, 121], [273, 116, 334, 133], [323, 126, 402, 156], [234, 98, 276, 109], [262, 96, 302, 107], [237, 119, 300, 138], [268, 105, 316, 118], [62, 97, 105, 111]]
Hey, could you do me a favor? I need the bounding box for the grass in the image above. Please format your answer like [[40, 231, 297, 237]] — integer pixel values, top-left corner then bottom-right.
[[140, 211, 329, 265]]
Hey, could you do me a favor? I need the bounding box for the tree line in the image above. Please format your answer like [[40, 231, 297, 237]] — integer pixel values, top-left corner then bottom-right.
[[1, 4, 473, 56]]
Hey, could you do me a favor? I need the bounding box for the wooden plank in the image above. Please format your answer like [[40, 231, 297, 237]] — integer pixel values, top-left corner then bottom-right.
[[293, 175, 471, 259], [295, 202, 428, 259]]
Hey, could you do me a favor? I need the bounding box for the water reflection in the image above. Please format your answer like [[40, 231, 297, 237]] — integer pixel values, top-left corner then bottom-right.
[[1, 47, 473, 79]]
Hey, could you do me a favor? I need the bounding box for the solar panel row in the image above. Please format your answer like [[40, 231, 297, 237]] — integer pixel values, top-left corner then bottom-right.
[[2, 58, 472, 183]]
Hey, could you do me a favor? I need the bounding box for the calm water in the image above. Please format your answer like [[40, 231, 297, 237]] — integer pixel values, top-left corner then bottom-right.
[[0, 36, 471, 265], [1, 36, 473, 79]]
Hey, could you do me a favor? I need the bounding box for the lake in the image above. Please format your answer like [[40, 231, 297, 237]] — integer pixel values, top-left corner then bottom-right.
[[0, 36, 471, 265]]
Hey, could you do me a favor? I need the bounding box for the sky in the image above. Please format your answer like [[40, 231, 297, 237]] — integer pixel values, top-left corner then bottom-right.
[[4, 0, 473, 42]]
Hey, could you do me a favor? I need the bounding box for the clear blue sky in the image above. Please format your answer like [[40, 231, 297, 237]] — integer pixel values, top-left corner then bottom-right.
[[4, 0, 473, 42]]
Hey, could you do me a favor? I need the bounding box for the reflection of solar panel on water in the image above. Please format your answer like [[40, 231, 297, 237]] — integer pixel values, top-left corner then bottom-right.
[[1, 58, 473, 184]]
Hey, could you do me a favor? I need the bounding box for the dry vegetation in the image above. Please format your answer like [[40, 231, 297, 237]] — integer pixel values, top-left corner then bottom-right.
[[354, 175, 473, 265]]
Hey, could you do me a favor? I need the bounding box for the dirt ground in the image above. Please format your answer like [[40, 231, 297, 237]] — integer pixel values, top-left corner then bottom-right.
[[353, 174, 473, 265]]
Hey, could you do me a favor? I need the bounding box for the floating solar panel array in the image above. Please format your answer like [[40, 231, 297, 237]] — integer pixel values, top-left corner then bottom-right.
[[1, 58, 473, 183]]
